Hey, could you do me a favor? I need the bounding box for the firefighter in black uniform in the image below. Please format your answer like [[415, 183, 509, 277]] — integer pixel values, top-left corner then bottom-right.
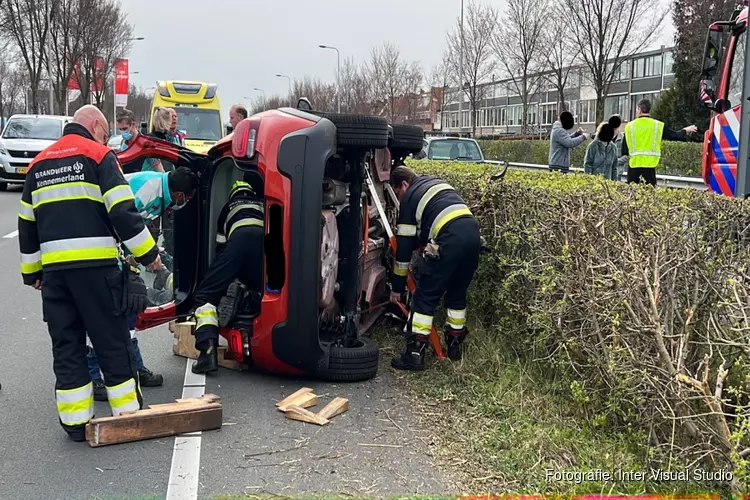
[[18, 105, 161, 441], [191, 180, 265, 374], [388, 166, 481, 371]]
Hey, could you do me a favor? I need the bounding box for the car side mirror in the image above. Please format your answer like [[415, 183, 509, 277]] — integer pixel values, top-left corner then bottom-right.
[[226, 124, 233, 134], [296, 97, 312, 111], [140, 121, 148, 134], [714, 98, 732, 113]]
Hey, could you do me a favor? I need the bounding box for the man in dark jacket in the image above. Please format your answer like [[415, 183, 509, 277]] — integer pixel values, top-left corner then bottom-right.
[[18, 105, 162, 441], [548, 111, 588, 173], [388, 166, 481, 371], [190, 180, 265, 374]]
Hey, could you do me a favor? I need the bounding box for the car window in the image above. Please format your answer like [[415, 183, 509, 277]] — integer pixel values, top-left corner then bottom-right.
[[173, 107, 222, 141], [427, 140, 482, 161], [2, 117, 63, 140]]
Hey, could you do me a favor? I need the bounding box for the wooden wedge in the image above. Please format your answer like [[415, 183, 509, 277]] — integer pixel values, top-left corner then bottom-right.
[[284, 404, 329, 426], [278, 392, 317, 412], [317, 397, 349, 419], [86, 393, 222, 447], [276, 387, 314, 408]]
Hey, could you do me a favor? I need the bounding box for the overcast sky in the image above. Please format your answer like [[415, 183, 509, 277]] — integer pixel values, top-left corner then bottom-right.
[[124, 0, 675, 121]]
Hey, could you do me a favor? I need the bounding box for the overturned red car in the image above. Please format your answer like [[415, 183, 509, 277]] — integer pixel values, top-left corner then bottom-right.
[[120, 102, 424, 382]]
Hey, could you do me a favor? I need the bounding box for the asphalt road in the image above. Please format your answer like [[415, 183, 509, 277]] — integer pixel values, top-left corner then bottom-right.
[[0, 186, 450, 500]]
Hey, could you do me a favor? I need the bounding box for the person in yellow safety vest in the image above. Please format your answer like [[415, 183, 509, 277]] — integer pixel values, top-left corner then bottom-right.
[[622, 98, 698, 186]]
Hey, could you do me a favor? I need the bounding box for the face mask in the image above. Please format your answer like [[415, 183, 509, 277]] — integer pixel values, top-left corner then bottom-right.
[[121, 130, 133, 142], [172, 202, 186, 211]]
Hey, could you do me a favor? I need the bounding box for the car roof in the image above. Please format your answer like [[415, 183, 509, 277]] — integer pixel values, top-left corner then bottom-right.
[[8, 114, 73, 121]]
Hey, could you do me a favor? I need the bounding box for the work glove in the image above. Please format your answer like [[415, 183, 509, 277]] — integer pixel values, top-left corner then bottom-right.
[[122, 264, 148, 316]]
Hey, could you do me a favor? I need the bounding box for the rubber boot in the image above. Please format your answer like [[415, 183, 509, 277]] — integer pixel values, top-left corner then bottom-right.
[[445, 328, 467, 361], [390, 336, 427, 371], [138, 367, 164, 387], [192, 339, 219, 374], [218, 280, 244, 328]]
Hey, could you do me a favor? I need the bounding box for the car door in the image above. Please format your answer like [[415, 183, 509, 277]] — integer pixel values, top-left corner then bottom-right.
[[116, 133, 211, 329]]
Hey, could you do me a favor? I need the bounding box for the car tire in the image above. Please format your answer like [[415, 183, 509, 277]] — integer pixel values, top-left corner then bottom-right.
[[0, 182, 7, 192], [389, 124, 424, 153], [321, 337, 380, 382], [310, 112, 389, 149]]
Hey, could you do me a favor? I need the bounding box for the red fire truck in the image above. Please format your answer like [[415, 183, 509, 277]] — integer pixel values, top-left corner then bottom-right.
[[699, 3, 748, 195]]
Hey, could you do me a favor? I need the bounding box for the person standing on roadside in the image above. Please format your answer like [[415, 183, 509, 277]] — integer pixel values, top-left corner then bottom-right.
[[622, 99, 697, 186], [583, 122, 618, 180], [167, 108, 185, 146], [18, 105, 161, 441], [548, 110, 588, 174], [608, 115, 628, 180]]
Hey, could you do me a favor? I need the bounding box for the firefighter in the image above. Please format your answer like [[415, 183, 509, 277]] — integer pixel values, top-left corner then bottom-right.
[[191, 180, 265, 374], [388, 166, 481, 371], [18, 105, 162, 442], [622, 99, 697, 186]]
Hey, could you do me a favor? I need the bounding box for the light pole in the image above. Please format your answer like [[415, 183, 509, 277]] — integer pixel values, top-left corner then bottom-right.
[[458, 0, 464, 134], [276, 74, 292, 106], [254, 87, 266, 110], [319, 45, 340, 112]]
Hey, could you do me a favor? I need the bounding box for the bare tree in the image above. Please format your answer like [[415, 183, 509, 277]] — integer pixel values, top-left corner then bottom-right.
[[293, 76, 337, 112], [0, 0, 52, 113], [367, 42, 422, 123], [78, 0, 132, 111], [493, 0, 547, 134], [428, 52, 454, 131], [340, 57, 373, 115], [445, 1, 498, 135], [249, 95, 285, 115], [562, 0, 666, 123], [542, 6, 581, 116], [48, 0, 97, 114]]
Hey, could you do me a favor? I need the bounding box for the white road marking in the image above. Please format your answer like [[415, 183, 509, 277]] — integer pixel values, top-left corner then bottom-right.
[[165, 359, 206, 500], [3, 230, 18, 239]]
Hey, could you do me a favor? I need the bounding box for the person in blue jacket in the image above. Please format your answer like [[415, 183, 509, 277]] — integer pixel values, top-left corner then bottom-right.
[[87, 167, 198, 401]]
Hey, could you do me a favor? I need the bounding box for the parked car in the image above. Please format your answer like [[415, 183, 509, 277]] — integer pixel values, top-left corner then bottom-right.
[[107, 134, 124, 151], [124, 101, 423, 382], [415, 136, 486, 163], [0, 114, 72, 190]]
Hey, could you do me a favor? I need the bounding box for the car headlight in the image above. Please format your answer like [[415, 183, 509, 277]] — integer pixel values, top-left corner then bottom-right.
[[0, 146, 7, 156]]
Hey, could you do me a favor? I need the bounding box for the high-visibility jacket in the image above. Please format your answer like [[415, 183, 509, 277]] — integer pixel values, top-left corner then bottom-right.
[[392, 175, 473, 294], [125, 171, 173, 223], [18, 123, 159, 285], [215, 180, 265, 249], [624, 117, 665, 169]]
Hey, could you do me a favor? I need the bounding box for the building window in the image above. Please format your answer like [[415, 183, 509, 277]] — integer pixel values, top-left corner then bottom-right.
[[577, 99, 596, 123], [526, 104, 538, 126], [631, 92, 660, 116], [608, 60, 630, 81], [507, 105, 522, 126], [541, 103, 557, 125], [663, 51, 674, 75], [633, 54, 663, 78], [604, 95, 630, 121]]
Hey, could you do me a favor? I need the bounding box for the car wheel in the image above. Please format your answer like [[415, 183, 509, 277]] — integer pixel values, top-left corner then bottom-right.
[[321, 337, 379, 382], [389, 124, 424, 153], [0, 182, 7, 192], [310, 112, 389, 150]]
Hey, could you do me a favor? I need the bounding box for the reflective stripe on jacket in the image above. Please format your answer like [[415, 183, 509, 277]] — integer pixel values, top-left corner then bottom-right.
[[17, 123, 159, 285], [624, 117, 665, 169], [392, 175, 473, 293]]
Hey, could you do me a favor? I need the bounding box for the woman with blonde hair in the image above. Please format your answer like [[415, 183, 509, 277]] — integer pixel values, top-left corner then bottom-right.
[[139, 107, 175, 173]]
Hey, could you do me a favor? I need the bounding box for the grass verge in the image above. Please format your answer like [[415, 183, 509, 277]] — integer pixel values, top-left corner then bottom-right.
[[373, 322, 721, 496]]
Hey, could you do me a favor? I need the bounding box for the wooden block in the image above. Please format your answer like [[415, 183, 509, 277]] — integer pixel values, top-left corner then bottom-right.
[[317, 397, 349, 419], [217, 348, 248, 371], [276, 387, 313, 408], [171, 320, 199, 359], [278, 392, 318, 412], [284, 404, 329, 426], [85, 393, 222, 447]]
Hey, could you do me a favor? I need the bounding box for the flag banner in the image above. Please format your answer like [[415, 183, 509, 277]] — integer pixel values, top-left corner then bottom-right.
[[115, 58, 129, 107], [91, 57, 105, 92], [67, 60, 81, 91]]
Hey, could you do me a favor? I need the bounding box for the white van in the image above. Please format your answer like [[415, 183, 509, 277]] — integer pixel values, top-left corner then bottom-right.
[[0, 114, 72, 190]]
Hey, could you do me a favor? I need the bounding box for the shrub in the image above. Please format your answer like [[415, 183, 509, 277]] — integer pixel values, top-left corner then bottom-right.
[[406, 159, 750, 493], [478, 139, 704, 177]]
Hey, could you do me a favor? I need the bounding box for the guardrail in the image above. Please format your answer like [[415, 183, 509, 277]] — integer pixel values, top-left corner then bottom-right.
[[483, 160, 707, 191]]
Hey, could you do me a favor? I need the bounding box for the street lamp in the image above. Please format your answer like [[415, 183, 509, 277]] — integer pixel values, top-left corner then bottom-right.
[[276, 74, 292, 107], [254, 87, 266, 110], [319, 45, 340, 113], [458, 0, 464, 133]]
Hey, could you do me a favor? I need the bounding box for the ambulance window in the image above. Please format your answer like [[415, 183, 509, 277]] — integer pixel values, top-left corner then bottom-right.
[[728, 29, 747, 108]]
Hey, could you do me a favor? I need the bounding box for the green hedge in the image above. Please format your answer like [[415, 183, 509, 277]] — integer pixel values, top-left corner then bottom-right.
[[478, 139, 703, 177], [405, 159, 749, 492]]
